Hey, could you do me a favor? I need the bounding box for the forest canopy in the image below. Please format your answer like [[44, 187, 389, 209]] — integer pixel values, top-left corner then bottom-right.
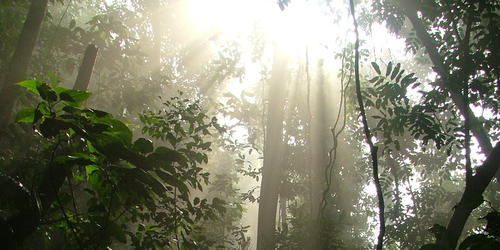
[[0, 0, 499, 249]]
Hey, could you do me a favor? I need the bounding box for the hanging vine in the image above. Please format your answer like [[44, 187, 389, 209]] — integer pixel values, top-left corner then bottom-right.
[[349, 1, 385, 249]]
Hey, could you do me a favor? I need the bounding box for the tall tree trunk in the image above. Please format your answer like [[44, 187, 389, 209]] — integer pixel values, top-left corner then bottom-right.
[[311, 59, 330, 249], [256, 47, 287, 250], [0, 0, 48, 128]]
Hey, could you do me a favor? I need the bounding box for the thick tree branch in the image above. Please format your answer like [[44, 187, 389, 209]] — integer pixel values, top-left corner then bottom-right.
[[438, 142, 500, 249], [350, 1, 385, 249], [398, 0, 493, 156]]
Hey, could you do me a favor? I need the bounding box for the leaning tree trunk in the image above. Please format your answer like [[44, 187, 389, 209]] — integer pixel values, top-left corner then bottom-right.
[[396, 0, 500, 247], [0, 0, 48, 128], [256, 47, 288, 250], [73, 45, 98, 91], [397, 0, 493, 156], [437, 142, 500, 249]]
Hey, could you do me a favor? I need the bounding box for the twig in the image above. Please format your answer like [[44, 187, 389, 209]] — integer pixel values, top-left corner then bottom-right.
[[49, 136, 84, 250]]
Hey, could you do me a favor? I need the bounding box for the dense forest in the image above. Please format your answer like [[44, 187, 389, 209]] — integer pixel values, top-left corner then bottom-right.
[[0, 0, 498, 249]]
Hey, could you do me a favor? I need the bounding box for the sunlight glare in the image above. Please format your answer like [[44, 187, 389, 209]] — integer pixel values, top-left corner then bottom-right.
[[188, 0, 333, 55]]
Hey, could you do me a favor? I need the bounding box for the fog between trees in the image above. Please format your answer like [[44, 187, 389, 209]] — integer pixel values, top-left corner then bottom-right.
[[0, 0, 499, 249]]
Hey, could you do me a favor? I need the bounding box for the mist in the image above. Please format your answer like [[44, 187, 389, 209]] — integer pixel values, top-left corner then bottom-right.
[[0, 0, 499, 249]]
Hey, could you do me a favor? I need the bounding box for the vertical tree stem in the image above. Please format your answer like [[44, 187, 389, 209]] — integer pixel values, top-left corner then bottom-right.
[[349, 1, 385, 249]]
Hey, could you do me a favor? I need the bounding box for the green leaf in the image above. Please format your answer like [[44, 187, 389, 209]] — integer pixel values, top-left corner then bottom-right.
[[33, 105, 43, 123], [156, 169, 189, 195], [134, 168, 167, 197], [133, 138, 154, 154], [368, 76, 380, 83], [85, 165, 99, 180], [391, 63, 401, 80], [59, 89, 91, 105], [395, 69, 405, 83], [37, 83, 58, 102], [149, 146, 187, 166], [371, 62, 381, 75], [15, 108, 35, 123], [386, 62, 393, 77], [40, 118, 70, 137], [59, 92, 75, 102], [401, 73, 417, 87], [17, 80, 41, 94], [101, 119, 133, 145]]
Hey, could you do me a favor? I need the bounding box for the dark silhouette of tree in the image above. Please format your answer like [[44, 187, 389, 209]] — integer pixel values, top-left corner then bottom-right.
[[0, 0, 48, 128]]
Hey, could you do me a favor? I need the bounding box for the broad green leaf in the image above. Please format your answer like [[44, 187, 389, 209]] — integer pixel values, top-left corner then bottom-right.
[[85, 165, 99, 179], [17, 80, 41, 94], [156, 169, 189, 194], [133, 138, 154, 154], [134, 168, 167, 197], [40, 118, 70, 137], [37, 83, 58, 102], [59, 92, 74, 102], [59, 89, 91, 105], [15, 108, 35, 123], [149, 146, 186, 165]]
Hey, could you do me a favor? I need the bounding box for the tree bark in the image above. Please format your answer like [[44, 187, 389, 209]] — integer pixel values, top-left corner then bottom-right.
[[0, 0, 48, 128], [395, 1, 500, 248], [256, 47, 287, 250], [73, 44, 98, 91], [437, 142, 500, 249], [397, 0, 493, 155]]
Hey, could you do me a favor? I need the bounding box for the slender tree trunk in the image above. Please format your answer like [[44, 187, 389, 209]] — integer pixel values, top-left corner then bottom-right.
[[0, 0, 48, 128], [256, 47, 287, 250], [350, 1, 385, 249]]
